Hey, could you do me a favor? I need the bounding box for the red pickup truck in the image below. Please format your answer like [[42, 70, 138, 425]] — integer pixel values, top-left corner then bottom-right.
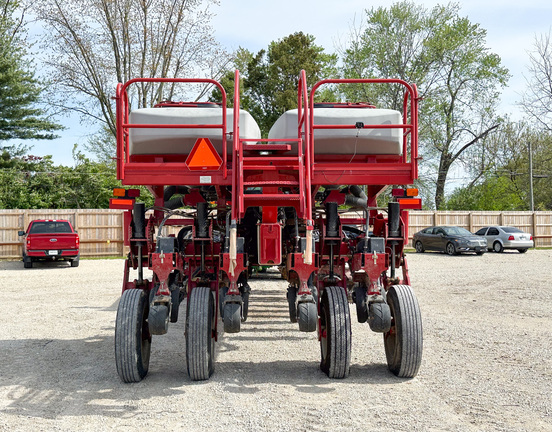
[[19, 220, 80, 268]]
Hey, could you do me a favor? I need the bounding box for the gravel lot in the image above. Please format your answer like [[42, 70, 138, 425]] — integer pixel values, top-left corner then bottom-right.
[[1, 250, 551, 431]]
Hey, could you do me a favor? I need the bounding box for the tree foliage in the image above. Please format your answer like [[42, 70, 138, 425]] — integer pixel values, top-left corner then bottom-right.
[[342, 1, 509, 209], [31, 0, 229, 154], [0, 145, 127, 208], [445, 122, 552, 211], [212, 32, 338, 136], [521, 31, 552, 132], [0, 0, 61, 141]]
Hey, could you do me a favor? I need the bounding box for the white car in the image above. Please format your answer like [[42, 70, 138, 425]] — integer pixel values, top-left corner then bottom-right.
[[475, 226, 534, 253]]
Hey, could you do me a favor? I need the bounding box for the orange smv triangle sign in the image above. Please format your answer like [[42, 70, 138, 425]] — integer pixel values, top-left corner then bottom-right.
[[186, 137, 223, 170]]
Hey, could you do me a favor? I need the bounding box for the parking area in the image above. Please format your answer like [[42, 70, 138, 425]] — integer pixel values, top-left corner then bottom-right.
[[0, 250, 551, 431]]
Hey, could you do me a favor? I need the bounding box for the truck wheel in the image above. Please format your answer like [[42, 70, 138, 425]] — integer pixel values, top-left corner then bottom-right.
[[70, 255, 80, 267], [384, 285, 423, 378], [320, 286, 351, 378], [115, 289, 151, 383], [297, 301, 317, 332], [186, 287, 215, 381], [23, 255, 33, 269]]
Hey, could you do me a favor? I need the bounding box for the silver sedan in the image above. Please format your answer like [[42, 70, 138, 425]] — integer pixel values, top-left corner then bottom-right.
[[474, 226, 534, 253]]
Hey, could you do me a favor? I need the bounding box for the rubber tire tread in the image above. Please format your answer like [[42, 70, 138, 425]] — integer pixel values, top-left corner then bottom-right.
[[223, 302, 241, 333], [415, 241, 424, 253], [446, 243, 456, 256], [115, 289, 151, 383], [186, 287, 214, 381], [320, 286, 351, 379], [384, 285, 423, 378], [297, 302, 317, 332], [368, 302, 391, 333], [493, 242, 504, 253], [354, 285, 368, 323], [287, 287, 297, 323]]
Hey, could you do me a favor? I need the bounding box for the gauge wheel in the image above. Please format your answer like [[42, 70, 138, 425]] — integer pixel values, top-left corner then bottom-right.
[[446, 242, 457, 256], [415, 241, 424, 253], [493, 241, 504, 253]]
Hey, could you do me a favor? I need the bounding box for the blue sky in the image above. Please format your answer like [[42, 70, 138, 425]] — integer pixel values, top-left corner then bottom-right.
[[22, 0, 552, 166]]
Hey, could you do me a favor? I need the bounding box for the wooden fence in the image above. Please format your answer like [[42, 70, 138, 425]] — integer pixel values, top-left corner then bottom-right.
[[1, 209, 551, 259]]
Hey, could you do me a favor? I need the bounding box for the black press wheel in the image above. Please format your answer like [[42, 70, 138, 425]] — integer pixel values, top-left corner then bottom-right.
[[446, 242, 456, 256], [384, 285, 423, 378], [287, 286, 298, 323], [223, 302, 241, 333], [297, 301, 317, 332], [493, 241, 504, 253], [186, 286, 215, 381], [415, 241, 424, 253], [115, 288, 151, 383], [319, 286, 351, 379]]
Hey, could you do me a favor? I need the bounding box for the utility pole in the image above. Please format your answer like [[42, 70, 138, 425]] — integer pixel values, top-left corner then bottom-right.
[[528, 141, 534, 212]]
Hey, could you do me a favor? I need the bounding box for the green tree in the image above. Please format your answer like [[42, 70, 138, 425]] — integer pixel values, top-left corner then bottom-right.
[[213, 32, 338, 136], [342, 1, 509, 209], [0, 0, 61, 141]]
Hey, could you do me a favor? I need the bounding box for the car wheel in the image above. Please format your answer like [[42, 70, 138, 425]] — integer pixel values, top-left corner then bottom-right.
[[446, 242, 456, 256], [415, 241, 424, 253], [518, 248, 528, 254], [493, 241, 504, 253]]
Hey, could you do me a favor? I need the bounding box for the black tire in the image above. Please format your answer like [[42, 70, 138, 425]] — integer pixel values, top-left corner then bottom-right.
[[287, 286, 298, 323], [186, 287, 215, 381], [320, 286, 351, 379], [354, 285, 368, 323], [240, 286, 250, 323], [23, 255, 33, 269], [518, 248, 528, 254], [148, 304, 169, 335], [115, 289, 151, 383], [297, 302, 317, 332], [415, 241, 424, 253], [223, 302, 241, 333], [70, 255, 80, 267], [368, 302, 392, 333], [493, 241, 504, 253], [476, 251, 485, 256], [446, 242, 456, 256], [384, 285, 423, 378]]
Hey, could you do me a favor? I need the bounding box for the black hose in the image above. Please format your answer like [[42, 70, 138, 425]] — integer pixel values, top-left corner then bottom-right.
[[164, 196, 184, 210], [164, 185, 189, 202]]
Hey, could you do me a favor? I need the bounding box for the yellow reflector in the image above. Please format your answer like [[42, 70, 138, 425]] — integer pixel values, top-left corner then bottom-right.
[[406, 188, 418, 197], [185, 138, 223, 171], [113, 188, 126, 197]]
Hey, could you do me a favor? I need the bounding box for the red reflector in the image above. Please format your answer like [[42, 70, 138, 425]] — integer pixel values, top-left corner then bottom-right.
[[185, 138, 223, 170], [127, 188, 141, 198], [397, 198, 422, 209], [392, 188, 405, 197], [109, 198, 134, 209]]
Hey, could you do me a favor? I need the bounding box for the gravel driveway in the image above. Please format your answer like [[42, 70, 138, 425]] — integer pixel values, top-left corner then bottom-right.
[[1, 250, 551, 431]]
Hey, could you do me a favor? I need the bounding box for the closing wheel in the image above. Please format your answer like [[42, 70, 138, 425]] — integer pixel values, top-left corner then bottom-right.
[[287, 286, 298, 323], [186, 286, 215, 381], [297, 302, 317, 332], [415, 241, 424, 253], [223, 302, 241, 333], [354, 285, 368, 323], [319, 286, 352, 378], [368, 302, 391, 333], [384, 285, 423, 378], [115, 288, 151, 383]]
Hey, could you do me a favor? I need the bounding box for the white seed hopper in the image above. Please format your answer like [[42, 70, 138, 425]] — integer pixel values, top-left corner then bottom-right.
[[268, 107, 403, 155]]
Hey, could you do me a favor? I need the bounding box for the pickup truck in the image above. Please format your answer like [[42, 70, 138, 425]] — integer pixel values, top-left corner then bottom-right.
[[19, 220, 80, 268]]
